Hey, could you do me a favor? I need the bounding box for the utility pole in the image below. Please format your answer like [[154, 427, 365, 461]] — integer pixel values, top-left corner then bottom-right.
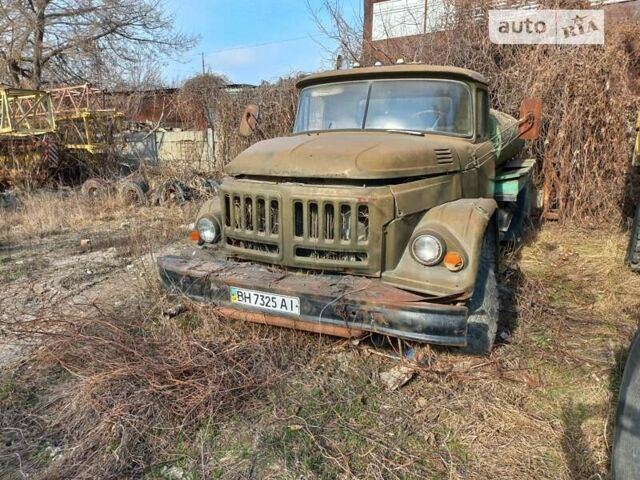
[[201, 52, 205, 74]]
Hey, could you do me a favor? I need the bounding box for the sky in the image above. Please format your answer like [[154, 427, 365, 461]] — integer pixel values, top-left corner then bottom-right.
[[163, 0, 362, 86]]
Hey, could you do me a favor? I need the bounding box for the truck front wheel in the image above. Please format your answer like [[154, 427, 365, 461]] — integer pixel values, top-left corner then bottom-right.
[[463, 222, 499, 354]]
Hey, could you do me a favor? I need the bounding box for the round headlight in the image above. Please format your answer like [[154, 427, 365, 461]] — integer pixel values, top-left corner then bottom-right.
[[412, 234, 446, 266], [196, 217, 220, 243]]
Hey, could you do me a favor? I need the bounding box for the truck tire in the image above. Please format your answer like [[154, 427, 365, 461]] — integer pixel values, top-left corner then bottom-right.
[[119, 180, 149, 206], [152, 180, 188, 206], [626, 206, 640, 272], [81, 178, 110, 197], [463, 221, 499, 354], [612, 332, 640, 479]]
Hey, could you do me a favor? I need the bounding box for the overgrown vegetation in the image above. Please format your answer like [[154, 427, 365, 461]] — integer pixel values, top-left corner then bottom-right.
[[1, 189, 638, 478], [316, 1, 640, 225], [2, 3, 640, 478]]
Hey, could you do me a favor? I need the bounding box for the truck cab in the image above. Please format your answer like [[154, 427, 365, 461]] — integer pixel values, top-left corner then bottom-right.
[[158, 64, 538, 354]]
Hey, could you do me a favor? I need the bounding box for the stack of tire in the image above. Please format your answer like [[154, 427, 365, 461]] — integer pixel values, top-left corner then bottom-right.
[[80, 176, 218, 206]]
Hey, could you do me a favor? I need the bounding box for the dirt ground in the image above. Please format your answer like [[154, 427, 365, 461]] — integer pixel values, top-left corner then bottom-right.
[[0, 192, 638, 479]]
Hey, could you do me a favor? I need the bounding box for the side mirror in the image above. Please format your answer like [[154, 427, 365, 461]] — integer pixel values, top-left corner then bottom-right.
[[518, 98, 543, 140], [239, 104, 259, 138]]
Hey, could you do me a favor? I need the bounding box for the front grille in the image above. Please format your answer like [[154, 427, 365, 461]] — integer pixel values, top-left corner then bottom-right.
[[220, 180, 385, 273], [223, 192, 280, 256], [227, 237, 279, 254], [292, 200, 369, 243], [224, 193, 279, 235], [295, 247, 367, 263]]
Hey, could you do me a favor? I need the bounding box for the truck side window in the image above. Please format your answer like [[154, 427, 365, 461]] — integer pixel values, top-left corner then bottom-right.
[[476, 89, 488, 139]]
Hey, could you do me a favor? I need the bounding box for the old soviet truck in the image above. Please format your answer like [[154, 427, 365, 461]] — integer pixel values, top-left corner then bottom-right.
[[158, 64, 540, 354]]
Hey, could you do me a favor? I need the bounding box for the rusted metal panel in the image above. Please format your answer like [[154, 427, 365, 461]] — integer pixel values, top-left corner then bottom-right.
[[518, 98, 543, 141], [157, 255, 469, 346], [215, 307, 365, 338]]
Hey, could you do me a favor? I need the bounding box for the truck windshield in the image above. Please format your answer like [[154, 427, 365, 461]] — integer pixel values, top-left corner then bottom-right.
[[293, 79, 472, 136]]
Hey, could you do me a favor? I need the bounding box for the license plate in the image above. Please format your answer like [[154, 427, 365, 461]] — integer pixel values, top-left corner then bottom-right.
[[229, 286, 300, 315]]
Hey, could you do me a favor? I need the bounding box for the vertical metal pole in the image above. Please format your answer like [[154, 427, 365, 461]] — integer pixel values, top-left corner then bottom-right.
[[206, 127, 214, 171], [153, 130, 159, 167]]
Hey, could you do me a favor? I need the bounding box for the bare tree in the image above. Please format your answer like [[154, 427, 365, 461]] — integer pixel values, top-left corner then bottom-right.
[[112, 53, 164, 90], [177, 73, 228, 130], [0, 0, 196, 88], [177, 73, 229, 170]]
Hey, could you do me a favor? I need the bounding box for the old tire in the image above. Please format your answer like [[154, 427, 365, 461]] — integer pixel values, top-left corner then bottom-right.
[[198, 177, 220, 194], [162, 180, 187, 204], [626, 206, 640, 272], [152, 180, 190, 206], [81, 178, 110, 197], [463, 221, 499, 355], [119, 180, 149, 205], [612, 332, 640, 479], [0, 191, 20, 211]]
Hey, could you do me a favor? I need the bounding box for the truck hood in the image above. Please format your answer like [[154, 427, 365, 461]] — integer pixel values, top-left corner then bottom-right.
[[225, 131, 463, 180]]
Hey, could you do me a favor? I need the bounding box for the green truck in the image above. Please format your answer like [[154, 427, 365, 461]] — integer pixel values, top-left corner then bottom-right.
[[158, 64, 540, 354]]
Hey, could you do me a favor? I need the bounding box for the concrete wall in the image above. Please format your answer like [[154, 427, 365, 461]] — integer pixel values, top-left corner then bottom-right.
[[119, 129, 215, 170], [156, 130, 210, 169]]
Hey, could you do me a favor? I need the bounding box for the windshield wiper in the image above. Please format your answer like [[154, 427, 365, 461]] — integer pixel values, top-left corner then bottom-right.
[[385, 129, 425, 137]]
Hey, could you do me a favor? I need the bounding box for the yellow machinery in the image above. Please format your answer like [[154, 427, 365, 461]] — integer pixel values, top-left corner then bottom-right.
[[0, 88, 56, 136], [0, 88, 58, 189], [48, 84, 123, 154], [0, 84, 124, 189]]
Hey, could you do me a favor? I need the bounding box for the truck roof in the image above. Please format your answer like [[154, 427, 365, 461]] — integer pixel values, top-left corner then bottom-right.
[[296, 64, 489, 89]]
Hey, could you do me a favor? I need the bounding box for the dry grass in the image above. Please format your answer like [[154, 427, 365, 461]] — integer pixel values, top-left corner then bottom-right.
[[1, 218, 639, 479], [0, 189, 198, 245]]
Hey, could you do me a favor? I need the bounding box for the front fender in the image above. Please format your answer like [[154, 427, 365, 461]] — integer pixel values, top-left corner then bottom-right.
[[381, 198, 497, 298], [196, 198, 222, 224]]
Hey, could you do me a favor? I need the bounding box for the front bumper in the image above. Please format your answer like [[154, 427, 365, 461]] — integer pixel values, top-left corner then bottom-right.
[[157, 255, 469, 346]]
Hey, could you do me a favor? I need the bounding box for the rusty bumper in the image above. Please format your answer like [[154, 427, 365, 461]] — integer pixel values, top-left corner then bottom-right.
[[157, 255, 469, 346]]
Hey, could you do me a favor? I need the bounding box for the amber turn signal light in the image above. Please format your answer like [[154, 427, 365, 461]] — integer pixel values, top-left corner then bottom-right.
[[443, 252, 464, 272], [188, 230, 201, 242]]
